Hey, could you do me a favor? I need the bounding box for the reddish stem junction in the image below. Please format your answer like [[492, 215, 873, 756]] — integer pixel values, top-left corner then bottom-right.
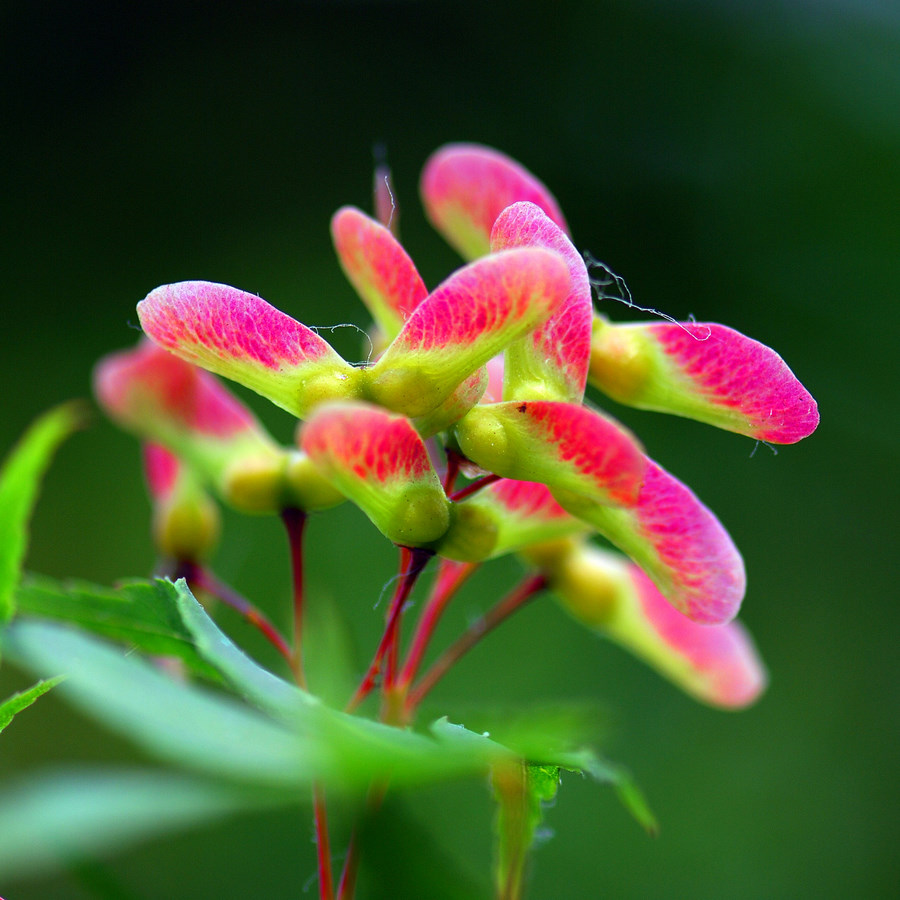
[[185, 466, 547, 900]]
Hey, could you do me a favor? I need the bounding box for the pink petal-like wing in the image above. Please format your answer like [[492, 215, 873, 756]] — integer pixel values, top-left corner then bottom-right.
[[95, 340, 287, 501], [141, 443, 221, 561], [557, 458, 745, 624], [481, 354, 506, 405], [620, 563, 766, 707], [421, 143, 569, 260], [367, 248, 569, 418], [455, 400, 646, 508], [466, 479, 587, 557], [142, 442, 181, 501], [589, 320, 819, 443], [95, 340, 258, 441], [413, 367, 488, 437], [97, 341, 344, 515], [137, 281, 358, 418], [331, 206, 428, 340], [491, 202, 592, 402], [550, 543, 765, 708], [300, 402, 450, 547]]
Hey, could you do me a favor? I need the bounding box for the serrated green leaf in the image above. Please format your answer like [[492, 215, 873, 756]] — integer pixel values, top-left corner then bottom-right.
[[528, 763, 561, 804], [1, 619, 318, 788], [440, 700, 608, 763], [171, 578, 314, 719], [0, 768, 274, 880], [2, 619, 516, 793], [15, 575, 220, 681], [0, 675, 64, 734], [555, 748, 659, 836], [0, 403, 84, 626], [429, 705, 652, 851], [174, 579, 516, 786]]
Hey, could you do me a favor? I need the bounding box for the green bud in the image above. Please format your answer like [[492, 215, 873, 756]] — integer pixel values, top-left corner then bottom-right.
[[436, 503, 499, 562], [295, 368, 362, 417], [384, 483, 451, 547], [283, 452, 346, 511], [589, 318, 652, 405], [363, 365, 446, 419], [221, 452, 288, 514], [453, 406, 510, 474], [153, 492, 220, 561]]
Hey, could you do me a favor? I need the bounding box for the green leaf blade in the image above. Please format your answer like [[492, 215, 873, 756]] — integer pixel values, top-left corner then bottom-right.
[[1, 619, 317, 788], [171, 577, 315, 720], [2, 618, 515, 793], [15, 575, 221, 681], [174, 580, 517, 788], [0, 768, 271, 881], [557, 748, 659, 836], [0, 675, 64, 734], [0, 402, 84, 624]]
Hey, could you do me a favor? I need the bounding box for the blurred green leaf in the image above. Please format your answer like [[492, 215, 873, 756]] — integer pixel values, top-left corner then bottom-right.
[[174, 578, 517, 787], [0, 403, 84, 626], [0, 675, 64, 735], [439, 700, 609, 762], [556, 748, 658, 836], [15, 574, 221, 681], [1, 618, 318, 789], [1, 600, 643, 885], [0, 768, 273, 881], [489, 746, 656, 897], [1, 618, 515, 792]]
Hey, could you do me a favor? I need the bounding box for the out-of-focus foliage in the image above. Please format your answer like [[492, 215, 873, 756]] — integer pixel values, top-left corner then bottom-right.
[[1, 1, 895, 897]]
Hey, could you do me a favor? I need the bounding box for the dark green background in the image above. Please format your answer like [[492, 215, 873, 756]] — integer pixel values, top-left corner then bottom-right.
[[2, 1, 897, 897]]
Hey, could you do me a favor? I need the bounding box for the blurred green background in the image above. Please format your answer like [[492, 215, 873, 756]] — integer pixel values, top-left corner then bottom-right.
[[1, 0, 897, 897]]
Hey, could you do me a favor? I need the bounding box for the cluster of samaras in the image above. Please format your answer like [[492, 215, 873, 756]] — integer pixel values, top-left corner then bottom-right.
[[96, 144, 818, 709]]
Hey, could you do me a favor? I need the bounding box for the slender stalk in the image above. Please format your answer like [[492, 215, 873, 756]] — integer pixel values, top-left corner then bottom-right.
[[336, 829, 360, 900], [396, 559, 479, 691], [385, 546, 414, 688], [338, 549, 433, 892], [449, 472, 501, 503], [346, 546, 432, 713], [177, 562, 295, 672], [279, 509, 335, 898], [314, 783, 335, 900], [442, 447, 463, 494], [280, 507, 309, 690], [406, 573, 548, 712], [336, 777, 391, 900]]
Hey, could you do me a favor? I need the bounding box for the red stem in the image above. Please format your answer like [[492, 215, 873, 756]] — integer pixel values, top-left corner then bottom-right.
[[443, 448, 463, 494], [281, 507, 308, 689], [406, 572, 548, 713], [279, 512, 336, 899], [449, 473, 501, 503], [396, 559, 478, 691], [346, 546, 432, 712], [314, 783, 335, 900], [336, 830, 360, 900], [336, 778, 390, 899], [385, 546, 414, 688]]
